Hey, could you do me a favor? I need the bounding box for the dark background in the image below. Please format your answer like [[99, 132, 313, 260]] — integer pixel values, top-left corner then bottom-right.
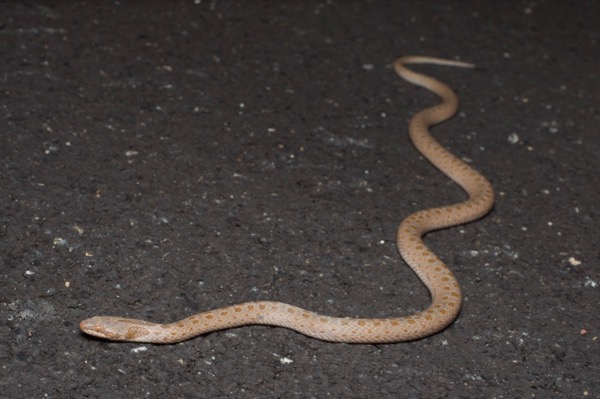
[[1, 1, 598, 397]]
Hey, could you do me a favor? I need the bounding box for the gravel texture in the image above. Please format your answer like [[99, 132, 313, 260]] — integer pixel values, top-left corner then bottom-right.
[[1, 1, 598, 397]]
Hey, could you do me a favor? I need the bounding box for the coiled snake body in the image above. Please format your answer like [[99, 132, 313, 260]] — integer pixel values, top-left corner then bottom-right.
[[80, 56, 494, 344]]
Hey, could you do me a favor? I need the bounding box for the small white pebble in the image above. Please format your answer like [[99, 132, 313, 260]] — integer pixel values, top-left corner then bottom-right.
[[568, 257, 582, 266], [584, 278, 597, 288], [131, 346, 148, 353]]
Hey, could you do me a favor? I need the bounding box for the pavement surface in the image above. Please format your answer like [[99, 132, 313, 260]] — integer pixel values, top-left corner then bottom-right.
[[1, 1, 598, 397]]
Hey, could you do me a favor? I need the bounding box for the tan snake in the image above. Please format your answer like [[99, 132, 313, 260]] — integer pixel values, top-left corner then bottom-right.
[[80, 56, 494, 344]]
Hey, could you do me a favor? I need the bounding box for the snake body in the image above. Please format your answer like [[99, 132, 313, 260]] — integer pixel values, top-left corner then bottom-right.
[[80, 56, 494, 344]]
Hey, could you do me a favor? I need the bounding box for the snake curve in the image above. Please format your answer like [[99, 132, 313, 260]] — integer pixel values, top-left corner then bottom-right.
[[80, 56, 495, 344]]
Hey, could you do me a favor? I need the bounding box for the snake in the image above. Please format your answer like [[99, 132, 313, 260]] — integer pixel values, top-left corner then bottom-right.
[[80, 56, 495, 344]]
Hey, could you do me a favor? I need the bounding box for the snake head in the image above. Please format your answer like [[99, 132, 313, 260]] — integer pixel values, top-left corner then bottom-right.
[[80, 317, 153, 342]]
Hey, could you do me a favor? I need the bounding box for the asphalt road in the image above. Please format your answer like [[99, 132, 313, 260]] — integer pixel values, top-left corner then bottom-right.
[[1, 1, 598, 397]]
